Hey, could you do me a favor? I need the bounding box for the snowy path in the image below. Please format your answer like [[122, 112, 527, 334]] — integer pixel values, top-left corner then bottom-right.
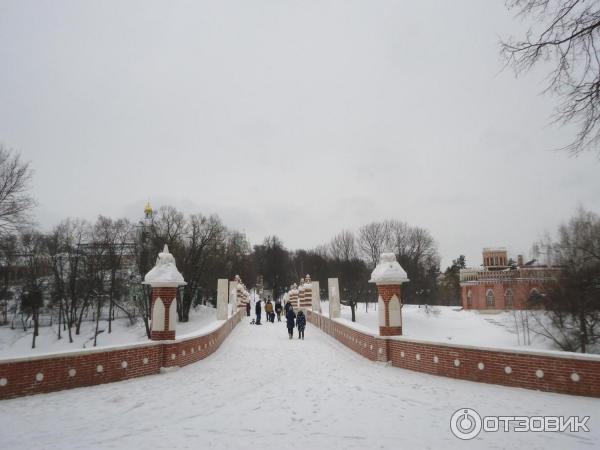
[[1, 317, 598, 450]]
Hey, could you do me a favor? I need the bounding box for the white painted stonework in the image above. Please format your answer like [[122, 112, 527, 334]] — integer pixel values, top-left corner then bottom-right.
[[152, 298, 165, 332], [369, 253, 409, 285], [229, 280, 237, 318], [378, 295, 385, 327], [168, 300, 177, 331], [217, 279, 228, 320], [311, 281, 321, 312], [388, 295, 402, 327], [328, 278, 341, 319], [143, 245, 187, 287]]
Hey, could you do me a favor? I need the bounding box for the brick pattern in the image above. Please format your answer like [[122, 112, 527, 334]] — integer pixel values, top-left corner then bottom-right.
[[380, 326, 402, 336], [377, 284, 401, 302], [299, 285, 312, 309], [376, 284, 402, 335], [306, 310, 600, 398], [289, 290, 298, 309], [0, 309, 245, 401], [151, 287, 177, 341], [461, 281, 544, 310]]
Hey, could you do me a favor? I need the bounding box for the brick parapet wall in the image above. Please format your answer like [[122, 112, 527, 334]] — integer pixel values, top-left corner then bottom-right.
[[0, 309, 245, 400], [305, 310, 600, 398]]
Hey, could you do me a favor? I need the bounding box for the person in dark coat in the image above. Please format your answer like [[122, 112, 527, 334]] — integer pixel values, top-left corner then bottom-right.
[[284, 300, 292, 315], [255, 299, 262, 325], [286, 307, 296, 339], [296, 310, 306, 340], [274, 301, 283, 322], [245, 301, 251, 317]]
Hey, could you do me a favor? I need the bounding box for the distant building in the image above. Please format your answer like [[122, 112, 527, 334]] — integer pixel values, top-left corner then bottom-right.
[[460, 248, 560, 310]]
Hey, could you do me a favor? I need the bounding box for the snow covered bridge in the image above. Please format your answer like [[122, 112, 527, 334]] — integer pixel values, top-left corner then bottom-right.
[[1, 317, 598, 450]]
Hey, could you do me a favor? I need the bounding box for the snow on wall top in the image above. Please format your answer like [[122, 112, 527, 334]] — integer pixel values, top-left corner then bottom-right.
[[369, 253, 409, 284], [143, 244, 186, 286]]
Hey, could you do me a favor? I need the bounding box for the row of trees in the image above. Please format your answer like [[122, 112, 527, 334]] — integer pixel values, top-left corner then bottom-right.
[[2, 211, 458, 350], [251, 220, 463, 309], [0, 207, 253, 348]]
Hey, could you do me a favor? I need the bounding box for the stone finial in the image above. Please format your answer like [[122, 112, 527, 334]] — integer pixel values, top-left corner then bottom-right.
[[143, 244, 186, 286], [305, 274, 311, 283], [369, 253, 409, 285]]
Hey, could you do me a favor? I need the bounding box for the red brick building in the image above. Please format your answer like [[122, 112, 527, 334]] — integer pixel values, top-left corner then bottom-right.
[[460, 248, 560, 310]]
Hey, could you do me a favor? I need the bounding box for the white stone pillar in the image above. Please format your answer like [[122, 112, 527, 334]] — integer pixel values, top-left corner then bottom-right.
[[328, 278, 341, 319], [229, 280, 238, 318], [311, 280, 321, 313], [217, 279, 228, 320]]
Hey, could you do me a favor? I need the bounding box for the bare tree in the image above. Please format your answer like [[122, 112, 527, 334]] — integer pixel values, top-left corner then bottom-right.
[[386, 220, 440, 304], [93, 216, 133, 333], [357, 222, 389, 268], [530, 207, 600, 352], [502, 0, 600, 155], [0, 146, 36, 234], [329, 230, 357, 261], [45, 219, 92, 343], [19, 230, 47, 349]]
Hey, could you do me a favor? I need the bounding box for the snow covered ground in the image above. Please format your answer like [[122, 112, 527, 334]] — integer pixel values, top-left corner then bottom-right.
[[322, 302, 564, 352], [1, 315, 598, 449], [0, 305, 218, 358]]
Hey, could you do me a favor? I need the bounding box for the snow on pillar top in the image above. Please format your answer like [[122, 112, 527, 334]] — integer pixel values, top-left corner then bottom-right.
[[369, 253, 409, 285], [143, 244, 187, 287]]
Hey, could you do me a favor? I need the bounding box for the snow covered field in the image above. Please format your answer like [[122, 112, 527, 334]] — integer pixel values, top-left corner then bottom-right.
[[0, 305, 218, 358], [322, 302, 563, 352], [1, 316, 598, 450]]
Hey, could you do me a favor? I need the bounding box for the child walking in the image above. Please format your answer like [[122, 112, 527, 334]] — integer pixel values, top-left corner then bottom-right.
[[296, 310, 306, 340]]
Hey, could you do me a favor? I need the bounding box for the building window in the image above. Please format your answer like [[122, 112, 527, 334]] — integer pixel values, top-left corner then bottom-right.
[[486, 289, 495, 307], [467, 290, 472, 307], [504, 289, 513, 308]]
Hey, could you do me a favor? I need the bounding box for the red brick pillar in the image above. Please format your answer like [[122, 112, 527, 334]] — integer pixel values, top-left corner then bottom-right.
[[300, 275, 312, 309], [143, 245, 187, 341], [149, 287, 178, 340], [376, 284, 403, 336], [289, 283, 298, 309], [369, 253, 409, 337], [298, 278, 305, 310]]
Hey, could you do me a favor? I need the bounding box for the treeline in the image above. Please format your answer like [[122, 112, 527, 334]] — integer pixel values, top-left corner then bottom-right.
[[252, 220, 464, 309], [1, 206, 467, 348], [0, 207, 253, 348]]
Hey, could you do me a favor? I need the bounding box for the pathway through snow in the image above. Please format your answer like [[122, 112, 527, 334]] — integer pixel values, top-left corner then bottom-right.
[[1, 317, 598, 449]]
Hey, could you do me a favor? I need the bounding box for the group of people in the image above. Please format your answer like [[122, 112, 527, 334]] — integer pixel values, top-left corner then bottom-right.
[[252, 297, 306, 339], [253, 297, 284, 325]]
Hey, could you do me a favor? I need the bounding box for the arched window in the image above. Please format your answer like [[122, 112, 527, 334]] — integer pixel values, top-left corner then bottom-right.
[[486, 289, 495, 307], [467, 290, 472, 307], [504, 289, 513, 309]]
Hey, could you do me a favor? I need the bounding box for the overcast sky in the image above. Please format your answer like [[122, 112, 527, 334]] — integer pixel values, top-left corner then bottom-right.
[[1, 0, 599, 269]]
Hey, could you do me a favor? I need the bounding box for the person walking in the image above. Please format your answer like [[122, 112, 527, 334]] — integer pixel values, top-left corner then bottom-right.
[[274, 300, 283, 322], [255, 299, 262, 325], [286, 306, 296, 339], [245, 301, 251, 317], [265, 299, 274, 323], [296, 310, 306, 340]]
